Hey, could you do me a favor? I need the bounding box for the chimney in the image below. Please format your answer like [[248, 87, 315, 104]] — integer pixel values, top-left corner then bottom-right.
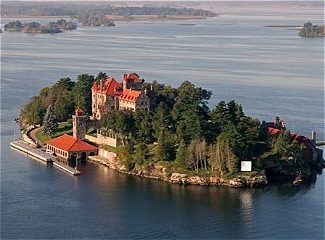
[[274, 116, 280, 127], [311, 131, 317, 143], [100, 79, 103, 92]]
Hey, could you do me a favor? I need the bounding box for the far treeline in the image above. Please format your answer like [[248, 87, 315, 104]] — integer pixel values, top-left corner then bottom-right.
[[4, 19, 76, 33], [20, 73, 310, 178], [1, 2, 216, 17]]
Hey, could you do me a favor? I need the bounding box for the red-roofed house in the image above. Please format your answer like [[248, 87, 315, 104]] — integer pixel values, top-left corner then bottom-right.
[[91, 77, 123, 119], [47, 134, 97, 164], [122, 73, 144, 90], [91, 73, 150, 118], [119, 89, 150, 111]]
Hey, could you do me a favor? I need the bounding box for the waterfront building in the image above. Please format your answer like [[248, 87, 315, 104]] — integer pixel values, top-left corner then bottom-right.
[[46, 134, 97, 163]]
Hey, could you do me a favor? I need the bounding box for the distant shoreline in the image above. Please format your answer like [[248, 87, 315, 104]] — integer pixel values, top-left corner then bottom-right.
[[3, 15, 212, 22]]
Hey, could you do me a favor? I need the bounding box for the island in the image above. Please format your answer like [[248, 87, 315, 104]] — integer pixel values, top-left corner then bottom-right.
[[299, 22, 325, 37], [1, 2, 216, 22], [76, 13, 115, 27], [17, 72, 324, 187], [4, 19, 77, 33]]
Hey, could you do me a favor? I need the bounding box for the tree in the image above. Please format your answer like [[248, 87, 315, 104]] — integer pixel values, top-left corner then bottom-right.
[[118, 143, 135, 171], [20, 96, 46, 126], [54, 77, 74, 91], [153, 102, 173, 139], [42, 104, 58, 136], [187, 139, 208, 172], [134, 143, 149, 165], [134, 110, 153, 143], [176, 140, 188, 168], [209, 134, 239, 176], [95, 72, 107, 81], [172, 81, 211, 143], [272, 131, 301, 159], [53, 90, 74, 121], [116, 110, 135, 145], [73, 74, 95, 115], [156, 129, 175, 161]]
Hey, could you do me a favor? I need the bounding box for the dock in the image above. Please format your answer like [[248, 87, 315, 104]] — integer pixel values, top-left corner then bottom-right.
[[10, 140, 80, 176]]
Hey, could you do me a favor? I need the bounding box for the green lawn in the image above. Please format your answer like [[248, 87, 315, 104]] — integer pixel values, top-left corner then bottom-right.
[[35, 122, 73, 144]]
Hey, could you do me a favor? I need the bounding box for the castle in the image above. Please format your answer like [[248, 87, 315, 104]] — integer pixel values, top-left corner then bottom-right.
[[91, 73, 150, 120]]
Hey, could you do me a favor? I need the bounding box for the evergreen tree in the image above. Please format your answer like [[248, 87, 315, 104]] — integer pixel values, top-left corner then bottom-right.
[[176, 140, 188, 168], [42, 104, 58, 136], [272, 131, 300, 159], [134, 143, 149, 165], [172, 81, 211, 143], [95, 72, 107, 81], [134, 110, 153, 143], [153, 102, 173, 139], [156, 129, 175, 161], [73, 74, 95, 115]]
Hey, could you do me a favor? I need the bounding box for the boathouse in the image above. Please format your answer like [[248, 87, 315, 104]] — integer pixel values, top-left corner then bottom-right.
[[46, 134, 97, 163]]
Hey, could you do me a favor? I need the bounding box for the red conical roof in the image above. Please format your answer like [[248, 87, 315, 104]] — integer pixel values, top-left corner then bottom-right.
[[75, 107, 84, 116]]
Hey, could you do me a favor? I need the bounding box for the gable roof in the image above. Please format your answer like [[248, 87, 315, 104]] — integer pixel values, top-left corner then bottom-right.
[[74, 107, 84, 116], [120, 89, 141, 102], [91, 77, 122, 96], [47, 134, 97, 152], [123, 73, 143, 84]]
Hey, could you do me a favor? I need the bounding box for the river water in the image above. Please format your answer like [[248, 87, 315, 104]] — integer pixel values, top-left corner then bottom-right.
[[1, 2, 324, 239]]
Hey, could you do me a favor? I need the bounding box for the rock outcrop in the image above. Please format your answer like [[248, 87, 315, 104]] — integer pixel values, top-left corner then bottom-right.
[[89, 154, 268, 188]]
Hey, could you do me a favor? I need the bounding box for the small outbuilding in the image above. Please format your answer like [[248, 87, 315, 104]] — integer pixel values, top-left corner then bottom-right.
[[46, 134, 97, 164]]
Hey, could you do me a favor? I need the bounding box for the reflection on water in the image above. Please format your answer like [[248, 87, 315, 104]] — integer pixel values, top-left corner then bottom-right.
[[1, 132, 324, 239]]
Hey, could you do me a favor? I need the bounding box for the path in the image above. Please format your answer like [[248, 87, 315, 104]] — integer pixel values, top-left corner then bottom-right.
[[27, 126, 44, 147]]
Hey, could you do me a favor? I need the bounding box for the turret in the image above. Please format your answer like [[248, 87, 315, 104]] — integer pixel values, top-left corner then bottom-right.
[[72, 107, 87, 140]]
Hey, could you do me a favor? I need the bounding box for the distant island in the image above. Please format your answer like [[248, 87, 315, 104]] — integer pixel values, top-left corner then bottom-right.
[[18, 72, 324, 187], [75, 13, 115, 27], [299, 22, 325, 37], [1, 2, 216, 22], [4, 19, 77, 33]]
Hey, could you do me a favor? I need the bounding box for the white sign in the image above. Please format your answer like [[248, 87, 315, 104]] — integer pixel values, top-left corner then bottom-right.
[[241, 161, 252, 172]]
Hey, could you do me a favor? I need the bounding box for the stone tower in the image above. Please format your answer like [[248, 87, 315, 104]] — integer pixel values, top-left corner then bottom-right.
[[72, 107, 87, 140]]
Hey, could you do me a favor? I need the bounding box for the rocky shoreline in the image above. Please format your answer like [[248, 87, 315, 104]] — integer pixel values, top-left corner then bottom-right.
[[88, 155, 268, 188]]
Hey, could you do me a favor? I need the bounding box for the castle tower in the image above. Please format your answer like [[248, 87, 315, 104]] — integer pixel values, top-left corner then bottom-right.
[[72, 107, 87, 140]]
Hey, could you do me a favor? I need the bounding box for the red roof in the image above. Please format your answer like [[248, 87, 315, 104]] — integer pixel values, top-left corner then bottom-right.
[[267, 127, 281, 135], [74, 107, 84, 116], [91, 77, 122, 96], [123, 73, 143, 84], [267, 127, 313, 145], [120, 89, 141, 102], [47, 134, 97, 152]]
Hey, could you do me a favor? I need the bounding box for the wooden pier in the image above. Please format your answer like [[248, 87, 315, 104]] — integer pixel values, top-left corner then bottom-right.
[[10, 140, 80, 176]]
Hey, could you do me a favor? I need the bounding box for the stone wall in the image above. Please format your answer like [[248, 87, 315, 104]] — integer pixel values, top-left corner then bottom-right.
[[22, 133, 38, 147], [85, 134, 118, 147], [98, 148, 117, 160]]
